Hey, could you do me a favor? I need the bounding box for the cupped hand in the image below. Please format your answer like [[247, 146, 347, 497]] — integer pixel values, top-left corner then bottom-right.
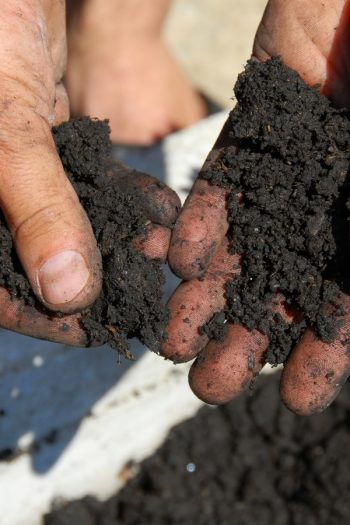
[[1, 155, 180, 346], [0, 2, 100, 326], [0, 2, 180, 346], [163, 0, 350, 415]]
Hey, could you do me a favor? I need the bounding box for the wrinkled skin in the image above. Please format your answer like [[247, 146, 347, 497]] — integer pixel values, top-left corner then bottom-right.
[[0, 1, 180, 345], [165, 0, 350, 416], [0, 0, 101, 315], [1, 160, 180, 347]]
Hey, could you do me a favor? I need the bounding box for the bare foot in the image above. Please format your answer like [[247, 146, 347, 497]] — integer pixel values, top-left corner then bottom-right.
[[66, 0, 207, 145]]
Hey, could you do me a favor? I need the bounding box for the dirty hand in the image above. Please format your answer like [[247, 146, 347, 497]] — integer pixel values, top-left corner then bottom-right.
[[0, 2, 179, 345], [163, 0, 350, 415]]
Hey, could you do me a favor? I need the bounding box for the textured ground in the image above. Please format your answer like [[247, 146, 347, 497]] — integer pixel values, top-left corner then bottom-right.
[[45, 373, 350, 525]]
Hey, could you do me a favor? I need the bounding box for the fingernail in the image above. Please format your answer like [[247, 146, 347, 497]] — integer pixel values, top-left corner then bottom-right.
[[38, 250, 90, 306]]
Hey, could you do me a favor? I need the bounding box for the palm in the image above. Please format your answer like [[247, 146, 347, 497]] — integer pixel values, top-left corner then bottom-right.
[[253, 0, 350, 106], [163, 0, 350, 415]]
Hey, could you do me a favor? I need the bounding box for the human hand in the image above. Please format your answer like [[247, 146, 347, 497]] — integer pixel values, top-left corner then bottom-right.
[[66, 0, 206, 145], [0, 1, 100, 330], [163, 0, 350, 415], [0, 2, 180, 346], [1, 157, 180, 347]]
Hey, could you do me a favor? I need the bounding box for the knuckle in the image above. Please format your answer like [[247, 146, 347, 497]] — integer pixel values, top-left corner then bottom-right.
[[12, 196, 76, 244]]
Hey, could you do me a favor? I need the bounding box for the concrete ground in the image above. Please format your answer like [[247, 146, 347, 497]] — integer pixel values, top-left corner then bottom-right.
[[166, 0, 267, 108]]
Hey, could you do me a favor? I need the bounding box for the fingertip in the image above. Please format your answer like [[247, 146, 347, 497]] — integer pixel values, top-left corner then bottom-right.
[[0, 288, 89, 346], [168, 117, 233, 280], [168, 180, 228, 280], [108, 162, 181, 227], [189, 351, 234, 405], [279, 374, 341, 417], [189, 324, 268, 404], [168, 222, 218, 280], [132, 224, 171, 262], [36, 244, 102, 314], [280, 328, 350, 416], [161, 280, 210, 363], [162, 244, 239, 363], [139, 177, 181, 227]]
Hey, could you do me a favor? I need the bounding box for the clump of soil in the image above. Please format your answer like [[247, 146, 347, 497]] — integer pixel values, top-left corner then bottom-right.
[[202, 57, 350, 364], [44, 373, 350, 525], [0, 117, 169, 357]]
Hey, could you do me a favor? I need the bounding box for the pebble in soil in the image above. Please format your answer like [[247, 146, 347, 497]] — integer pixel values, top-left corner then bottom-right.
[[0, 117, 172, 358], [202, 57, 350, 365]]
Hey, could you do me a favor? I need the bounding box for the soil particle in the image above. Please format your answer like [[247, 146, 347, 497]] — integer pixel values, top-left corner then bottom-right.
[[0, 117, 169, 357], [202, 57, 350, 364], [44, 373, 350, 525]]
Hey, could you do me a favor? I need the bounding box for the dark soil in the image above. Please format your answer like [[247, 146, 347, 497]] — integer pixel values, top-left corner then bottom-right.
[[202, 57, 350, 364], [0, 117, 169, 357], [44, 372, 350, 525]]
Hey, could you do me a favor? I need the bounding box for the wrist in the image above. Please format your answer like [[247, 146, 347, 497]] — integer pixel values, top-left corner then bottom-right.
[[70, 0, 170, 42]]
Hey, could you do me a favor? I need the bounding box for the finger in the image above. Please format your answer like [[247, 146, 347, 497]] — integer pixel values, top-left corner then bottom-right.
[[188, 292, 298, 404], [189, 324, 268, 404], [0, 106, 102, 314], [0, 4, 101, 314], [168, 118, 232, 280], [0, 289, 88, 347], [132, 224, 171, 262], [281, 294, 350, 416], [108, 161, 181, 227], [162, 239, 240, 363]]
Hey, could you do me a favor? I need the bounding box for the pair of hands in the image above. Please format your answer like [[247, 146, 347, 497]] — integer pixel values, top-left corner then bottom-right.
[[2, 0, 350, 415]]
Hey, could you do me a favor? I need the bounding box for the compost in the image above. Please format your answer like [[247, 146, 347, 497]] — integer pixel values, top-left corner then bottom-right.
[[202, 57, 350, 364], [44, 372, 350, 525], [0, 117, 171, 357]]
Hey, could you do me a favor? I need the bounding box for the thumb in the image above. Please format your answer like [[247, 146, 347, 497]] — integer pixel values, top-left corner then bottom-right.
[[0, 107, 102, 313]]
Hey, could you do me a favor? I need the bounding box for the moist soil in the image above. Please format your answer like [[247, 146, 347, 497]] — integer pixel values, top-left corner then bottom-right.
[[202, 57, 350, 364], [44, 372, 350, 525], [0, 118, 169, 357]]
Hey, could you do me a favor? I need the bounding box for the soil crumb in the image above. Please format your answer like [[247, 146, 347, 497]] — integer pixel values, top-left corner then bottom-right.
[[0, 117, 169, 357], [202, 57, 350, 364], [44, 373, 350, 525]]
